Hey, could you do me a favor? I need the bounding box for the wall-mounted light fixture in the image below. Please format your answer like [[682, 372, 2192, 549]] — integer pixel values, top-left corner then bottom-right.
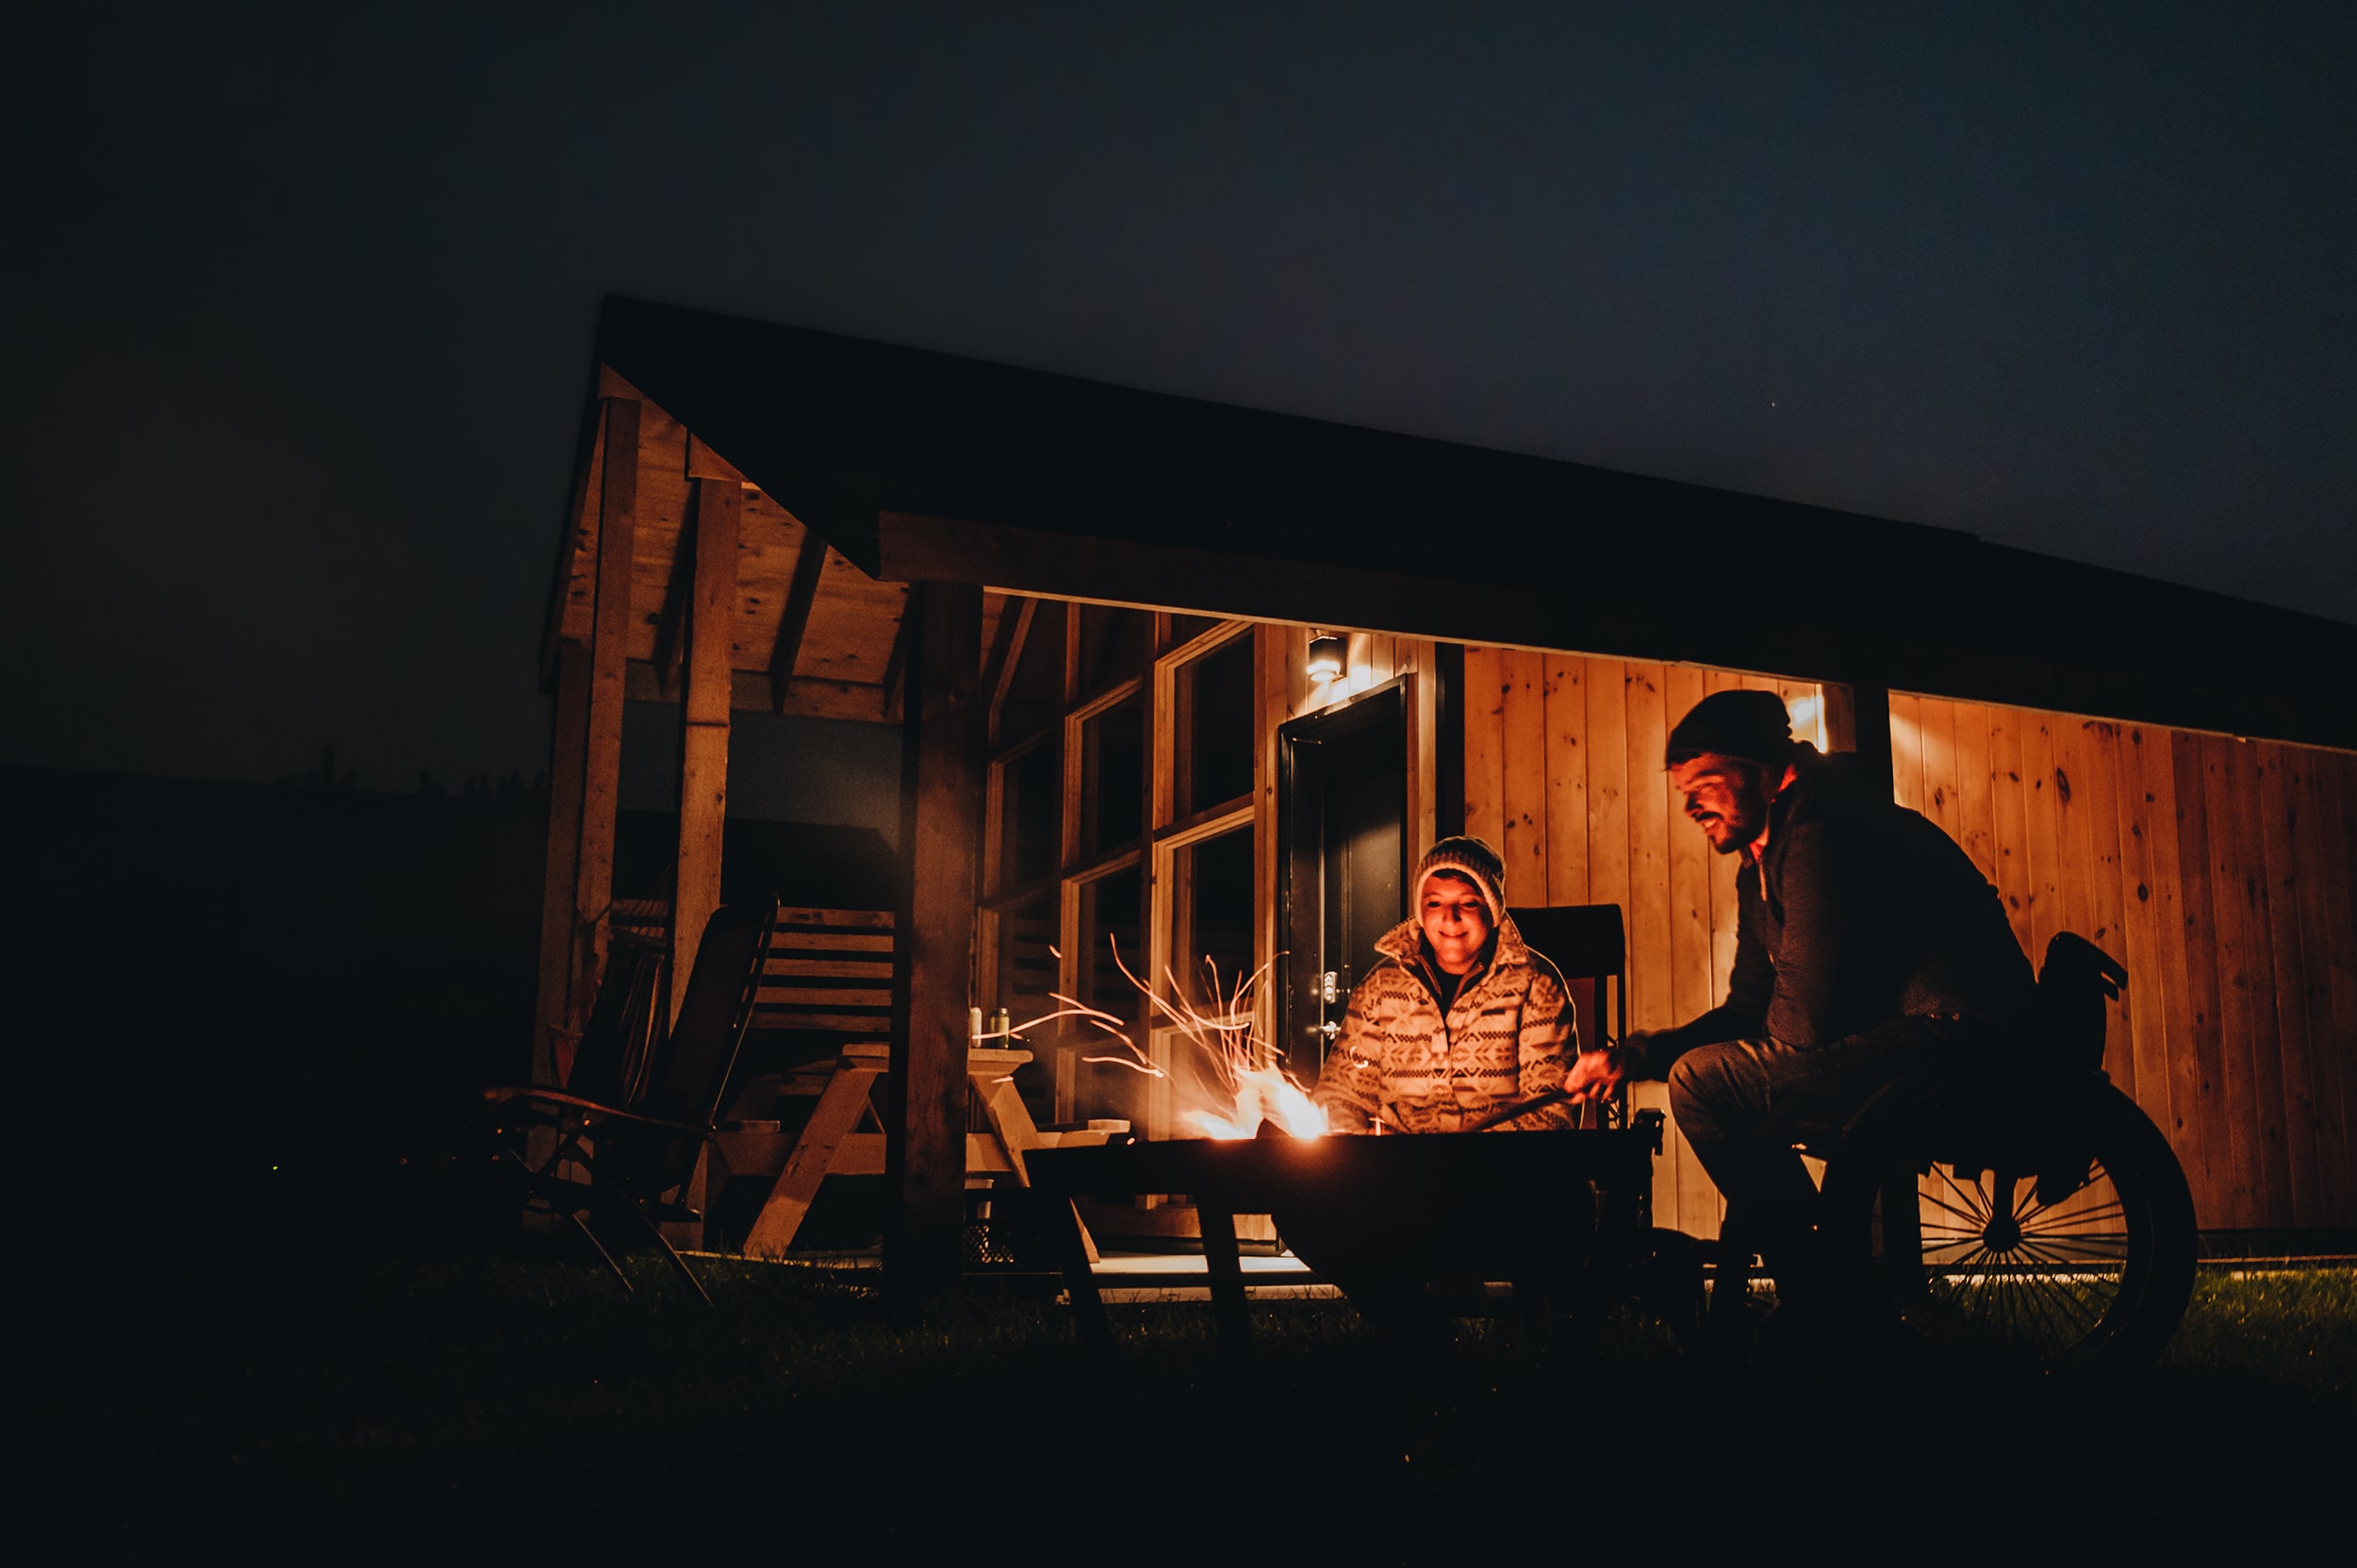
[[1307, 633, 1346, 682]]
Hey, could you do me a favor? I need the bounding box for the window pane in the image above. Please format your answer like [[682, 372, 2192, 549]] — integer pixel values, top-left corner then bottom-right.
[[1170, 825, 1256, 1014], [1167, 826, 1258, 1133], [1175, 634, 1255, 817], [1076, 604, 1146, 692], [988, 895, 1060, 1125], [997, 739, 1060, 890], [1080, 696, 1143, 855], [999, 601, 1064, 746], [1075, 867, 1146, 1124]]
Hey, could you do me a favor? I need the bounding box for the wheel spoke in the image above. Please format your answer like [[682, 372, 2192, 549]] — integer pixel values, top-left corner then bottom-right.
[[1917, 1189, 1996, 1229], [2013, 1174, 2105, 1229], [2014, 1244, 2113, 1332], [2016, 1246, 2103, 1331], [2023, 1203, 2131, 1233], [1934, 1164, 1992, 1223]]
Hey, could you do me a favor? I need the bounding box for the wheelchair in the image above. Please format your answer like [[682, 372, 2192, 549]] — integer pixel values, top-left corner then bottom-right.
[[1691, 933, 2199, 1376]]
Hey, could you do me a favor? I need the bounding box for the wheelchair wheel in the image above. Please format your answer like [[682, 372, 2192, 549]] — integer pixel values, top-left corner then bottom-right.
[[1822, 1075, 2196, 1376]]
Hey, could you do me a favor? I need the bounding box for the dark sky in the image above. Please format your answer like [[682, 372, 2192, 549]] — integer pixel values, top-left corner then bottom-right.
[[7, 4, 2351, 791]]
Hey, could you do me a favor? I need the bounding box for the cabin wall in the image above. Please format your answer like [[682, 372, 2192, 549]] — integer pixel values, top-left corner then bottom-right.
[[1459, 649, 1828, 1240], [1892, 696, 2357, 1236], [1459, 652, 2357, 1244]]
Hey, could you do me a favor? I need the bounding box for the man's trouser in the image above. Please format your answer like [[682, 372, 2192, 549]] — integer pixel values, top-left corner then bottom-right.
[[1666, 1015, 1984, 1301]]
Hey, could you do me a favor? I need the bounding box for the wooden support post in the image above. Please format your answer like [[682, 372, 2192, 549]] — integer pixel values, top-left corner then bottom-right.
[[888, 580, 984, 1293], [577, 398, 640, 1014], [670, 476, 740, 1024], [982, 596, 1036, 747], [533, 638, 592, 1084], [1435, 642, 1467, 834], [767, 527, 828, 712], [1197, 1204, 1255, 1362]]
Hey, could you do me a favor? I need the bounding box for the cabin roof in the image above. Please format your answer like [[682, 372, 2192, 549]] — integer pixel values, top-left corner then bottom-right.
[[563, 294, 2357, 749]]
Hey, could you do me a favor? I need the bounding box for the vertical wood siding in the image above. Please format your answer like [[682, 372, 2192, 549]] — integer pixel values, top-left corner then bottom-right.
[[1891, 700, 2357, 1234], [1460, 650, 1827, 1239], [1464, 656, 2357, 1240]]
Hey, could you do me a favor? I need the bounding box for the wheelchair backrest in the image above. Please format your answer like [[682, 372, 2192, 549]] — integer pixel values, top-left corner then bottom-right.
[[2036, 931, 2127, 1074]]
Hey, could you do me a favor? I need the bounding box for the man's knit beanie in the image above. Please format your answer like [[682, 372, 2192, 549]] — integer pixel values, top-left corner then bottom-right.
[[1664, 689, 1794, 769], [1414, 835, 1506, 925]]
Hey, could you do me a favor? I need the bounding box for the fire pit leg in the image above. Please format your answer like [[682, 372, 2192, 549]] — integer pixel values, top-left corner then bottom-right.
[[1197, 1205, 1254, 1362], [1049, 1196, 1111, 1347]]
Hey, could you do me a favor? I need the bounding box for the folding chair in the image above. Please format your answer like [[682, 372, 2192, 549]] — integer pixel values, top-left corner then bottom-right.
[[484, 898, 779, 1302]]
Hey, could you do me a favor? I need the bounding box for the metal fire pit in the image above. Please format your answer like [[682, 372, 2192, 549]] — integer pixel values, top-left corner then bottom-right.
[[1026, 1119, 1662, 1354]]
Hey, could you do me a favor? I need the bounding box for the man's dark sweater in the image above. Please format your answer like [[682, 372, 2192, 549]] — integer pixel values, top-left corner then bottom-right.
[[1644, 749, 2036, 1073]]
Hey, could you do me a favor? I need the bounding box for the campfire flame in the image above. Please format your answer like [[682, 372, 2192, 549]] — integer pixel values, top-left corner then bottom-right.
[[993, 937, 1327, 1140], [1180, 1064, 1327, 1140]]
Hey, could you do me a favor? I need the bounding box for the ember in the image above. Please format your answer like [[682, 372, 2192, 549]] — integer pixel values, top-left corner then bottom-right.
[[998, 936, 1326, 1140]]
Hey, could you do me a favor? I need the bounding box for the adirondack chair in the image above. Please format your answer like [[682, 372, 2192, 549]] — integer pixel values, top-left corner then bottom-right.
[[484, 898, 779, 1301]]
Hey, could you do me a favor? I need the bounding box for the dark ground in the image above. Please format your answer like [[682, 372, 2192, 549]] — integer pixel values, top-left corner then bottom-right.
[[6, 1207, 2351, 1551]]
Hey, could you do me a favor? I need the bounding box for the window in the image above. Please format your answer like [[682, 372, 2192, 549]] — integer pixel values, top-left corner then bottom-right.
[[975, 602, 1279, 1135], [1173, 633, 1255, 817], [1168, 825, 1255, 1014], [996, 738, 1059, 892], [1073, 866, 1147, 1123], [1079, 696, 1144, 855], [989, 894, 1060, 1123]]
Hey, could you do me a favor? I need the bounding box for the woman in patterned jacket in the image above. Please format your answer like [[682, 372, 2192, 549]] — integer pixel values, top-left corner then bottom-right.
[[1311, 835, 1581, 1134]]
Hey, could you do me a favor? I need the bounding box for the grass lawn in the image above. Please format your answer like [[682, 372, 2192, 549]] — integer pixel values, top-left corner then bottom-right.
[[7, 1238, 2352, 1551]]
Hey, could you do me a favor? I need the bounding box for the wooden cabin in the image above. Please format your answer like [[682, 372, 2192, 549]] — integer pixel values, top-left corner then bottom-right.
[[537, 295, 2357, 1281]]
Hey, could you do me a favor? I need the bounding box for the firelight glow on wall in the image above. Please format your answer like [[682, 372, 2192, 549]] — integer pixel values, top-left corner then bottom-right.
[[1307, 633, 1346, 682]]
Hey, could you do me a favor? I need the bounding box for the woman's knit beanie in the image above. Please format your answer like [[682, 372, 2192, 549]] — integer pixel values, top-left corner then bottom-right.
[[1414, 835, 1507, 925]]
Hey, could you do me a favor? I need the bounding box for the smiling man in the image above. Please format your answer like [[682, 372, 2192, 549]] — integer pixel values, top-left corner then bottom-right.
[[1568, 689, 2036, 1316], [1310, 836, 1577, 1134]]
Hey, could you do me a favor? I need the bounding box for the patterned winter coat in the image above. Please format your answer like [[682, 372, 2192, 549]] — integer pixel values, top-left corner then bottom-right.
[[1310, 914, 1578, 1133]]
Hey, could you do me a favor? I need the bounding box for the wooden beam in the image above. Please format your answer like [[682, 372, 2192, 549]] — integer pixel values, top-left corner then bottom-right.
[[767, 527, 830, 713], [887, 580, 984, 1293], [881, 603, 913, 712], [576, 397, 640, 1004], [533, 638, 593, 1083], [650, 515, 696, 700], [1434, 642, 1466, 834], [670, 477, 741, 1026], [623, 661, 896, 722], [877, 511, 2357, 754], [983, 596, 1037, 747]]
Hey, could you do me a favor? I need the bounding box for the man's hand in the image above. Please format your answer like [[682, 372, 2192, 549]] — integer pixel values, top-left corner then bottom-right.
[[1564, 1044, 1641, 1103]]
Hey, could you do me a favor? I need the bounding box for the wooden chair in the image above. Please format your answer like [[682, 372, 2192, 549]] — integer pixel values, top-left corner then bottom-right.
[[484, 898, 779, 1302], [555, 928, 666, 1108], [1508, 902, 1628, 1129]]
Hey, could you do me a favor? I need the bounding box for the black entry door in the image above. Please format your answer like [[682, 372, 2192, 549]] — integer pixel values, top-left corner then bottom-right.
[[1277, 682, 1408, 1083]]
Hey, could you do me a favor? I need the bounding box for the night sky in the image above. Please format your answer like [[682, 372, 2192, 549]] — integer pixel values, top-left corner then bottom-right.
[[7, 4, 2351, 793]]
